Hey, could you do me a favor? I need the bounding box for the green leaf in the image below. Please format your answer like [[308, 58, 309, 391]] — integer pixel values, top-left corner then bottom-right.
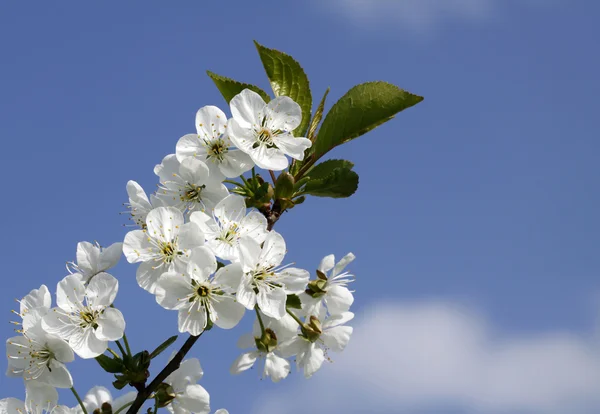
[[207, 70, 271, 104], [303, 166, 359, 198], [254, 41, 312, 137], [286, 294, 302, 310], [304, 159, 355, 181], [149, 335, 178, 359], [311, 81, 423, 159], [308, 88, 330, 141], [95, 354, 124, 374]]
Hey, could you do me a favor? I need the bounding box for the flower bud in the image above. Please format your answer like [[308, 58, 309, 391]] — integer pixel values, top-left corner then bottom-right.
[[101, 402, 113, 414], [154, 383, 176, 408], [254, 328, 278, 353]]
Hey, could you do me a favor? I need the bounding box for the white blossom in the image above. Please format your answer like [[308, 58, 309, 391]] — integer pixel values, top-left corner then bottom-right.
[[228, 89, 312, 171], [190, 194, 268, 261], [42, 274, 125, 359], [0, 382, 64, 414], [164, 358, 210, 414], [72, 386, 136, 414], [279, 311, 354, 378], [124, 180, 165, 229], [155, 248, 245, 336], [6, 309, 74, 388], [67, 241, 123, 284], [123, 207, 205, 293], [230, 312, 297, 382], [176, 105, 254, 180], [221, 231, 309, 319], [300, 253, 355, 317], [154, 154, 229, 214]]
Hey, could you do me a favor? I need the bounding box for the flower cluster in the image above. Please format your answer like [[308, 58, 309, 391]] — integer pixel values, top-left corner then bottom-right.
[[3, 89, 356, 414]]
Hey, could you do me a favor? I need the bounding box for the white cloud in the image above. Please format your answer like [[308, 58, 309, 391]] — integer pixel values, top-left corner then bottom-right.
[[320, 0, 554, 31], [253, 301, 600, 414]]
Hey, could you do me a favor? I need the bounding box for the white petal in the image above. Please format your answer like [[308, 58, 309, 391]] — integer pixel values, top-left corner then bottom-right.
[[178, 157, 210, 187], [211, 297, 245, 330], [42, 309, 79, 341], [99, 242, 123, 272], [167, 358, 203, 391], [235, 274, 257, 310], [323, 311, 355, 328], [126, 181, 151, 208], [25, 382, 58, 413], [56, 275, 86, 313], [69, 328, 107, 359], [76, 241, 100, 276], [187, 246, 217, 278], [213, 263, 243, 293], [258, 231, 286, 269], [176, 133, 204, 162], [264, 352, 290, 383], [278, 267, 310, 294], [95, 308, 125, 341], [249, 145, 289, 171], [43, 360, 73, 388], [219, 150, 254, 178], [321, 326, 353, 353], [123, 230, 154, 263], [20, 284, 51, 315], [136, 261, 167, 294], [189, 211, 216, 236], [0, 399, 25, 414], [46, 335, 75, 363], [230, 351, 258, 375], [318, 254, 335, 274], [325, 286, 354, 315], [299, 343, 325, 378], [227, 118, 256, 154], [230, 89, 266, 128], [257, 286, 286, 320], [195, 105, 227, 139], [333, 252, 356, 276], [176, 384, 210, 414], [278, 336, 306, 358], [82, 386, 112, 411], [265, 96, 302, 131], [146, 207, 184, 242], [214, 194, 246, 225], [155, 272, 193, 310], [178, 306, 207, 336], [237, 237, 262, 272], [238, 211, 268, 243], [154, 154, 180, 182], [86, 273, 118, 309], [273, 135, 312, 161], [177, 222, 205, 251]]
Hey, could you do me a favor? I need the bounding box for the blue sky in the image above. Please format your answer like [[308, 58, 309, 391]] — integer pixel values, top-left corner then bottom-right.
[[1, 1, 599, 413]]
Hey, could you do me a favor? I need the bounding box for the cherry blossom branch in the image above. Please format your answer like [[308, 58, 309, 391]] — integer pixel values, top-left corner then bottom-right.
[[125, 333, 203, 414]]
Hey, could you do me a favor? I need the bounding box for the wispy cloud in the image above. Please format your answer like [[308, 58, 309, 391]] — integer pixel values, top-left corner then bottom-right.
[[320, 0, 554, 31], [253, 301, 600, 414]]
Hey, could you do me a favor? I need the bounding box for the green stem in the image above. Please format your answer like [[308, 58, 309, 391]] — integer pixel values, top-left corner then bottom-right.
[[286, 308, 305, 327], [71, 387, 88, 414], [122, 333, 132, 356], [255, 306, 266, 334], [115, 340, 127, 357], [153, 397, 159, 414], [224, 179, 244, 187], [269, 170, 277, 185], [107, 348, 120, 359]]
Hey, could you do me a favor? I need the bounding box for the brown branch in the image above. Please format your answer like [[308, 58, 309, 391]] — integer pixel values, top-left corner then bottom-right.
[[126, 334, 202, 414]]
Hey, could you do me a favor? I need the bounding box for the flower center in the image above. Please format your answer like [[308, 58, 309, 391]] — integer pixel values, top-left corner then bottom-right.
[[182, 183, 205, 203], [253, 268, 275, 282], [197, 285, 210, 297], [79, 309, 99, 328], [253, 127, 277, 149], [160, 241, 179, 263], [216, 224, 239, 245], [205, 138, 229, 162]]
